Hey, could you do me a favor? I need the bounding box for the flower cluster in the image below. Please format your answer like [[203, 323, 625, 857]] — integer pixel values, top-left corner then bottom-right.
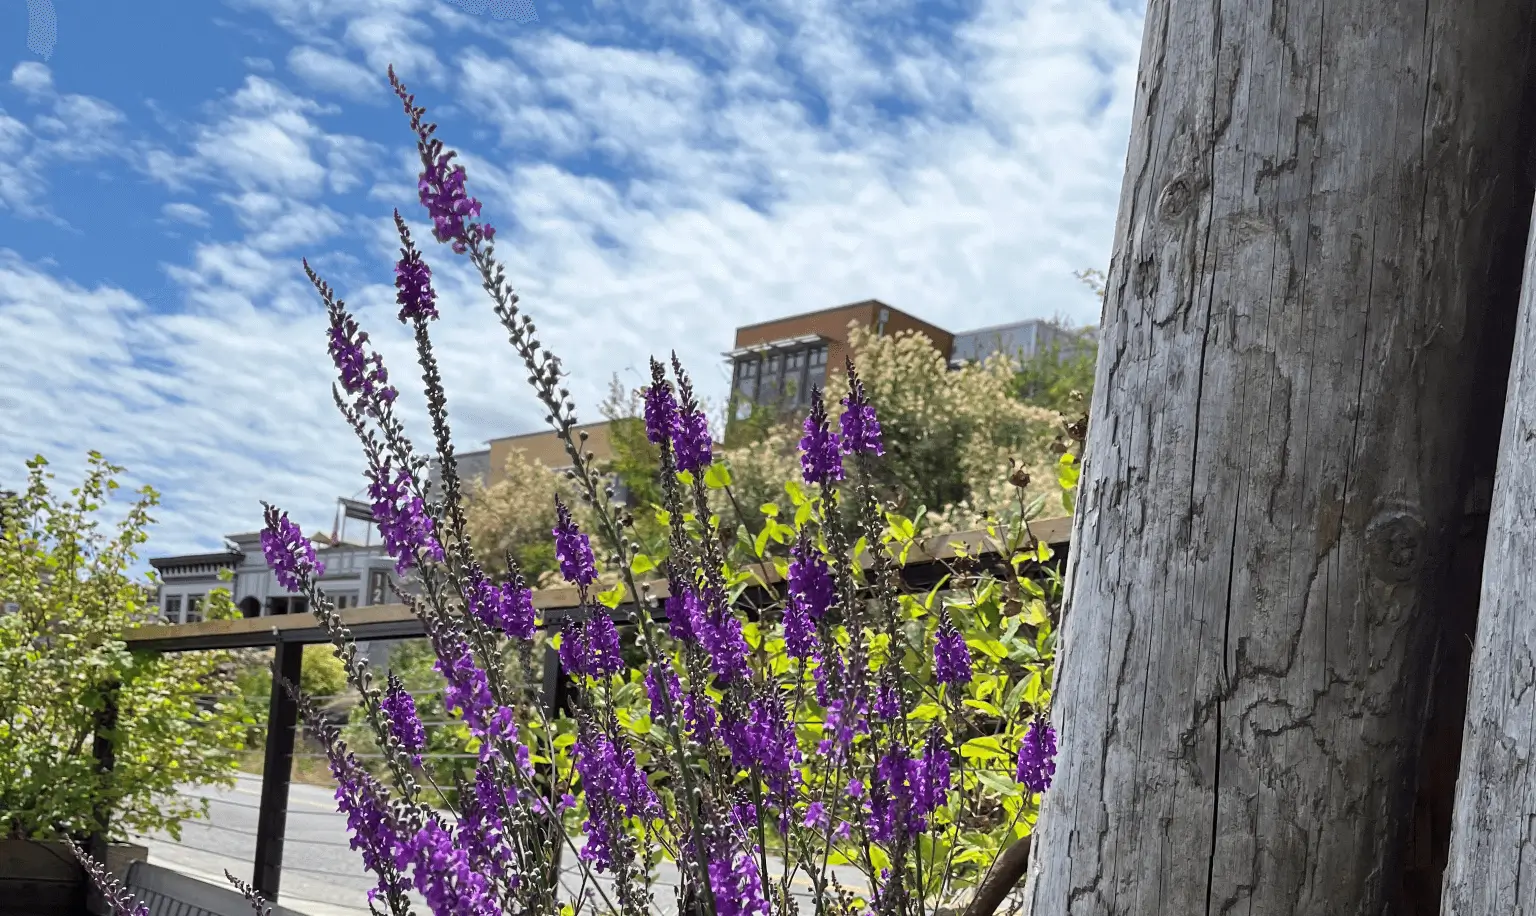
[[260, 503, 324, 592], [367, 459, 443, 573], [799, 392, 844, 486], [381, 674, 427, 766], [553, 498, 596, 587], [1017, 717, 1058, 794], [466, 569, 537, 640], [394, 214, 439, 323], [327, 308, 397, 410]]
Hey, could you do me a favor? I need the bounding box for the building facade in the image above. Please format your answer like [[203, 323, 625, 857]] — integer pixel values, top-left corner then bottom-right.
[[428, 421, 617, 494], [725, 299, 954, 420], [149, 503, 409, 625], [949, 319, 1094, 368]]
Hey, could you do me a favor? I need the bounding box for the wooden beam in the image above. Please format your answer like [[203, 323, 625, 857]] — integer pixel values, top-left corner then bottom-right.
[[126, 519, 1072, 653]]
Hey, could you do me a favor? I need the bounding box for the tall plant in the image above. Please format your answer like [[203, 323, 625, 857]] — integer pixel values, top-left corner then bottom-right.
[[0, 453, 249, 842], [83, 72, 1064, 916]]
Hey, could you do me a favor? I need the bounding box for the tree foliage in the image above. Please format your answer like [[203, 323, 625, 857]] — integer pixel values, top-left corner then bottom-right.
[[0, 453, 249, 841]]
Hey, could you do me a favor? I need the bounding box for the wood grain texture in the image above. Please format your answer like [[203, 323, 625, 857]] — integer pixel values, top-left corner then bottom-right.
[[1440, 202, 1536, 915], [1023, 1, 1536, 913]]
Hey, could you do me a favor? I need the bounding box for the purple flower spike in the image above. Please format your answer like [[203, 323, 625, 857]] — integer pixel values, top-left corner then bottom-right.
[[799, 393, 844, 486], [933, 613, 973, 687], [643, 379, 678, 447], [553, 498, 597, 587], [839, 359, 884, 456], [782, 601, 817, 660], [327, 313, 397, 410], [393, 225, 438, 323], [788, 531, 835, 620], [381, 673, 426, 766], [366, 459, 443, 574], [672, 405, 712, 474], [467, 570, 537, 640], [260, 504, 324, 592], [1016, 717, 1058, 794]]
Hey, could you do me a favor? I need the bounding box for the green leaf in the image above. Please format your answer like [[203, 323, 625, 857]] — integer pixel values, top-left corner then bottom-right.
[[596, 583, 626, 609], [908, 702, 943, 722], [961, 736, 1009, 762], [760, 502, 780, 518], [704, 464, 733, 489], [794, 501, 814, 528], [963, 698, 1003, 717], [754, 526, 772, 558], [629, 553, 657, 575], [784, 480, 808, 506]]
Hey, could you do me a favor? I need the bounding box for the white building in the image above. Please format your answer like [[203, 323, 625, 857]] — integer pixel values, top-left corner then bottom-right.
[[149, 498, 408, 624]]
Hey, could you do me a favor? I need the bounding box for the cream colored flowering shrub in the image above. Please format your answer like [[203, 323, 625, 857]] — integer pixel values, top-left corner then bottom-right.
[[830, 323, 1068, 527]]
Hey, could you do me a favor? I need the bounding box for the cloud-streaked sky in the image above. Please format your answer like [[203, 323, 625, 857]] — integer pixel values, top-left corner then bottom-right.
[[0, 0, 1144, 564]]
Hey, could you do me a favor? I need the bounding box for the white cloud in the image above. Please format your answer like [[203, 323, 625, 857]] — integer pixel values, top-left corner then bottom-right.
[[0, 83, 127, 221], [161, 202, 211, 226], [9, 62, 53, 97], [287, 45, 384, 101], [143, 76, 379, 199], [1, 0, 1147, 561]]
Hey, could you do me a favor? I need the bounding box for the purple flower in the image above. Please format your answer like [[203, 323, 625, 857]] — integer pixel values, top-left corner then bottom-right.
[[1016, 717, 1058, 794], [558, 615, 625, 680], [459, 763, 516, 877], [721, 691, 798, 794], [665, 581, 703, 641], [682, 692, 717, 744], [393, 245, 438, 323], [327, 312, 397, 410], [799, 394, 844, 486], [418, 154, 490, 255], [787, 533, 835, 622], [933, 614, 973, 687], [642, 380, 678, 446], [573, 724, 658, 871], [782, 601, 817, 660], [323, 737, 409, 904], [873, 677, 902, 720], [644, 665, 681, 722], [367, 459, 443, 573], [466, 570, 536, 640], [381, 674, 426, 766], [672, 405, 713, 474], [396, 818, 498, 916], [553, 498, 597, 587], [706, 834, 770, 916], [431, 629, 511, 750], [260, 504, 324, 592], [839, 362, 884, 456], [697, 589, 751, 683], [802, 801, 827, 828]]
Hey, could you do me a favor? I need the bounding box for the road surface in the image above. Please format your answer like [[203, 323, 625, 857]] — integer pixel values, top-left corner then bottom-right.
[[132, 775, 866, 916]]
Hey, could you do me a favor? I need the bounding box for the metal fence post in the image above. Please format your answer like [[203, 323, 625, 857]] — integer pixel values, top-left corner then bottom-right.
[[85, 679, 120, 915], [253, 637, 303, 900]]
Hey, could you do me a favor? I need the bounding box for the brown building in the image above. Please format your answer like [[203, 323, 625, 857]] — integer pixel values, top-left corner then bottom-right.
[[725, 299, 953, 420], [432, 421, 617, 492]]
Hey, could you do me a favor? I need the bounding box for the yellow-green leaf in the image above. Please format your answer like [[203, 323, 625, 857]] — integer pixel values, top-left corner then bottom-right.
[[630, 553, 657, 575], [704, 464, 733, 489], [596, 583, 626, 609]]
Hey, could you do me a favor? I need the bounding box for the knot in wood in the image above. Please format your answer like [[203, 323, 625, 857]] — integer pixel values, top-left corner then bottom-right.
[[1365, 508, 1426, 584], [1156, 177, 1194, 222]]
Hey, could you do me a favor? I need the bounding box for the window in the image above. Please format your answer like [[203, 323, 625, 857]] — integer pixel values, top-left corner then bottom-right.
[[185, 594, 204, 624], [783, 349, 806, 405], [163, 594, 182, 622], [760, 353, 783, 406], [731, 356, 755, 402], [335, 594, 352, 610], [266, 596, 290, 616], [291, 597, 309, 616]]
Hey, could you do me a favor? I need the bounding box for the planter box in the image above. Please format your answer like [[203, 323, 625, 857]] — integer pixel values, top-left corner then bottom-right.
[[0, 840, 147, 916]]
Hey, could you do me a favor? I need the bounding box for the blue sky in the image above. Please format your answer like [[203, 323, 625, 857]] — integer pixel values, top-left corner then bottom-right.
[[0, 0, 1144, 565]]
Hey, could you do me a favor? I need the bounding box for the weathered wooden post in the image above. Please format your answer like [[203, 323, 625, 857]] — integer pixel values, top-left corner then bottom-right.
[[253, 638, 303, 901], [1023, 1, 1536, 913], [1439, 202, 1536, 913]]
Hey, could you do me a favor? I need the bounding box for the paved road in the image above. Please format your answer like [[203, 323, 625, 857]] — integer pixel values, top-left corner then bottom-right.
[[133, 775, 866, 916]]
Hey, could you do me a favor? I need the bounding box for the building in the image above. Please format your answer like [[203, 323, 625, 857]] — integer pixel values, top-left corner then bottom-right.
[[427, 421, 618, 493], [949, 319, 1095, 368], [725, 299, 953, 420], [148, 497, 410, 625]]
